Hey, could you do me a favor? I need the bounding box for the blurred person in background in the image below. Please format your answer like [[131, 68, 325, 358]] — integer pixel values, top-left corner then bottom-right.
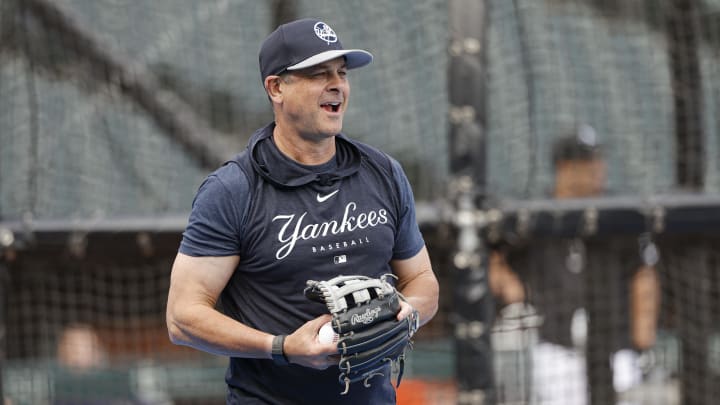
[[57, 323, 106, 372], [488, 124, 661, 403], [489, 124, 607, 347], [54, 323, 147, 405], [166, 18, 439, 405]]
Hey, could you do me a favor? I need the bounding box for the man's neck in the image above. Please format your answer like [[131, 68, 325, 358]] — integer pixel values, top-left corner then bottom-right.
[[272, 126, 336, 165]]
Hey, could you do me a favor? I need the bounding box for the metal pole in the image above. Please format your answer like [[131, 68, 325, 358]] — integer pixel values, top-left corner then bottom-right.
[[448, 1, 493, 402], [451, 178, 495, 405], [0, 262, 7, 402], [448, 0, 495, 405]]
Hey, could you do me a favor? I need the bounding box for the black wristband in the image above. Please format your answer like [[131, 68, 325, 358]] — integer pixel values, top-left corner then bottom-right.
[[271, 335, 290, 366]]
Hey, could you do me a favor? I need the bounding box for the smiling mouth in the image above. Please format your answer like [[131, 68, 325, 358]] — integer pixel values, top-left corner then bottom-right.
[[321, 102, 341, 113]]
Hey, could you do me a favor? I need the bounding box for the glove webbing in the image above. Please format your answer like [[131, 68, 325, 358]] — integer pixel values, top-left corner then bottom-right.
[[305, 276, 395, 314]]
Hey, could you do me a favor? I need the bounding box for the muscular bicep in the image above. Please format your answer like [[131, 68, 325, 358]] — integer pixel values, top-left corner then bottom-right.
[[168, 253, 239, 310], [166, 253, 274, 356]]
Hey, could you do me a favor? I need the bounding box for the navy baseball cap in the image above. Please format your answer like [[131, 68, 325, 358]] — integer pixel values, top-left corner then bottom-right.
[[259, 18, 373, 81]]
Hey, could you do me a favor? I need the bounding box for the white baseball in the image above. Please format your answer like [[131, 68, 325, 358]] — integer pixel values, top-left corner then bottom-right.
[[318, 321, 338, 344]]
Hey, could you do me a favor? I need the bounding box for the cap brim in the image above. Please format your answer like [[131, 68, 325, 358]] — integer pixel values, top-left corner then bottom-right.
[[286, 49, 373, 71]]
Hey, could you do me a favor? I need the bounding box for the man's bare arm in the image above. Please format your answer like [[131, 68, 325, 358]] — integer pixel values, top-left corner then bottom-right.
[[391, 245, 440, 326], [166, 252, 337, 368], [166, 253, 274, 358]]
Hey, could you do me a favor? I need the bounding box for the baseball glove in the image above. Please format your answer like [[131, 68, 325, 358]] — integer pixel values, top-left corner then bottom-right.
[[304, 274, 420, 395]]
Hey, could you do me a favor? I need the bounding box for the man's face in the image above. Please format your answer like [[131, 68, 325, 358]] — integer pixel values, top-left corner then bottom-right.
[[554, 157, 607, 198], [275, 57, 350, 141]]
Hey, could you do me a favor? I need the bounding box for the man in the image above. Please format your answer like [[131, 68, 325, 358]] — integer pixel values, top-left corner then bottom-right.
[[489, 125, 607, 348], [166, 18, 439, 404], [491, 125, 661, 402], [484, 127, 606, 404]]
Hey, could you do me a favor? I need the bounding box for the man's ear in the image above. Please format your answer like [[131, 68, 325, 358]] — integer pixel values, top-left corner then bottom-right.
[[264, 76, 284, 102]]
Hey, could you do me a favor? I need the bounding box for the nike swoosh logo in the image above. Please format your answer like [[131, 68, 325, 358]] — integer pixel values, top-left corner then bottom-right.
[[316, 190, 339, 203]]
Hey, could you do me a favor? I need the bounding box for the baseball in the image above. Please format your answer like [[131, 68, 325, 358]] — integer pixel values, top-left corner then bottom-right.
[[318, 321, 338, 344]]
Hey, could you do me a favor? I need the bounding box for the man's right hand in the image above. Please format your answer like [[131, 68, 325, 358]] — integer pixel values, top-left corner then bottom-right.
[[282, 314, 339, 369]]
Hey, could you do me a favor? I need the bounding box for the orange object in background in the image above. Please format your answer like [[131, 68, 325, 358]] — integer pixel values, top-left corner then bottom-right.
[[396, 379, 457, 405]]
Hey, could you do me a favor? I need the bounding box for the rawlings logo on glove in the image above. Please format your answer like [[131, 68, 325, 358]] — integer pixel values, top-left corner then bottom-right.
[[304, 274, 419, 395], [352, 307, 382, 325]]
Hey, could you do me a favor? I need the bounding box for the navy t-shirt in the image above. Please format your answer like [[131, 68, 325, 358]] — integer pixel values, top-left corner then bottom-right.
[[179, 123, 425, 404]]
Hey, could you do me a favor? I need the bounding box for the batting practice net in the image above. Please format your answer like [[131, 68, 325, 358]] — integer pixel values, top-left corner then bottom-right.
[[452, 1, 720, 404], [2, 0, 720, 404]]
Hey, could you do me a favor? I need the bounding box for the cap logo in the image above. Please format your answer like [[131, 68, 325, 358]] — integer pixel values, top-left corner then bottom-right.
[[314, 22, 337, 45]]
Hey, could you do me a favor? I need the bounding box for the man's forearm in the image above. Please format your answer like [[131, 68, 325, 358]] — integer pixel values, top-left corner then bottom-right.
[[167, 302, 273, 359], [399, 271, 439, 327]]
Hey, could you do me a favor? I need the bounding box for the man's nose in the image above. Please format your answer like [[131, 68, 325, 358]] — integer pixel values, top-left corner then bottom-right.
[[327, 73, 346, 89]]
